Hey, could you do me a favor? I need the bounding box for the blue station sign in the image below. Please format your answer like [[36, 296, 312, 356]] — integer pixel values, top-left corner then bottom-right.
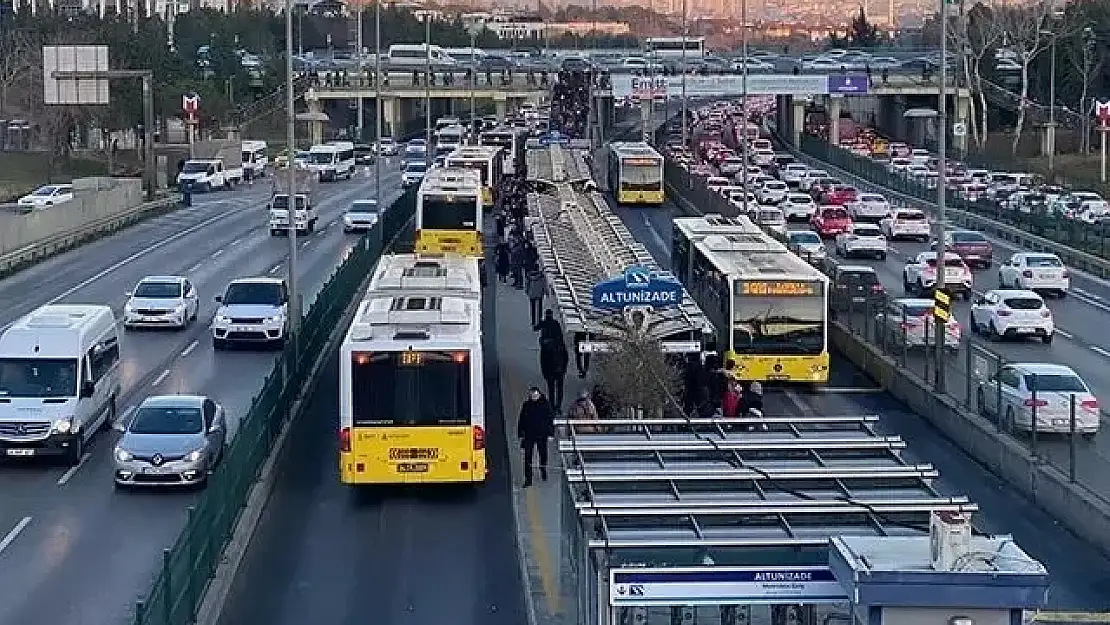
[[826, 73, 869, 95], [592, 264, 684, 311], [538, 130, 570, 146]]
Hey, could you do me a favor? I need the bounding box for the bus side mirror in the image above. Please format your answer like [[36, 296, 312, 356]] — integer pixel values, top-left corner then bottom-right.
[[80, 381, 95, 398]]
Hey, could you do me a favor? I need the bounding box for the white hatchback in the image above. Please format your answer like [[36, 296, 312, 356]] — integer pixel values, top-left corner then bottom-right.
[[781, 193, 818, 220], [997, 252, 1070, 297], [970, 289, 1053, 343], [976, 363, 1098, 438]]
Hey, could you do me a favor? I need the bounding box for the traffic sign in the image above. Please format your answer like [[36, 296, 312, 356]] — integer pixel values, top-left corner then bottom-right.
[[1096, 101, 1110, 127], [182, 92, 199, 122], [934, 288, 952, 321], [952, 122, 967, 137], [592, 264, 683, 311]]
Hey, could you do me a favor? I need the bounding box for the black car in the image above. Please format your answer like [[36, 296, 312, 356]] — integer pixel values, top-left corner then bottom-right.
[[824, 261, 886, 312], [353, 143, 375, 165]]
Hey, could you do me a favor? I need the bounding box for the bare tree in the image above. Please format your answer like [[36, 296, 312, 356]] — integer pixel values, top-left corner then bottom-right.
[[951, 2, 1007, 149], [0, 28, 36, 116], [592, 324, 683, 419], [1066, 26, 1102, 153]]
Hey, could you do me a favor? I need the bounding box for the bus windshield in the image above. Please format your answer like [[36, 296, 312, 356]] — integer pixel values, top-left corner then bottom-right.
[[481, 134, 511, 148], [448, 160, 489, 185], [350, 351, 471, 426], [621, 159, 662, 191], [732, 289, 825, 355], [422, 194, 478, 230]]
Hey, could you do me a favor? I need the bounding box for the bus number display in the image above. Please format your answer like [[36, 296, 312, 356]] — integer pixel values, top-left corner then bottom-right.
[[623, 158, 660, 166], [400, 351, 424, 366], [739, 281, 821, 297]]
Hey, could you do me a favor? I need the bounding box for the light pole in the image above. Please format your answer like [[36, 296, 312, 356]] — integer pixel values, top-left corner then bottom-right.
[[680, 0, 688, 148], [285, 0, 300, 344], [357, 6, 364, 142], [375, 0, 382, 214], [740, 0, 750, 210], [934, 0, 950, 393], [1040, 27, 1058, 172], [424, 13, 432, 169], [469, 25, 478, 140]]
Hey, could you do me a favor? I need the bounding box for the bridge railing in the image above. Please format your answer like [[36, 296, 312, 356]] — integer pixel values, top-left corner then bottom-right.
[[307, 70, 549, 92]]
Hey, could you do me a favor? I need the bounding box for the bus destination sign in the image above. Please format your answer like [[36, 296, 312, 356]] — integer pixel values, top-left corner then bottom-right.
[[739, 280, 821, 297], [593, 264, 684, 311]]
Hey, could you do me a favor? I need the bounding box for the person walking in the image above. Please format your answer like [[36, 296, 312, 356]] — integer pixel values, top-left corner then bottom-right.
[[539, 334, 569, 411], [518, 386, 555, 487], [567, 389, 600, 433], [538, 309, 562, 347], [526, 270, 546, 329], [495, 242, 510, 283], [510, 239, 525, 288]]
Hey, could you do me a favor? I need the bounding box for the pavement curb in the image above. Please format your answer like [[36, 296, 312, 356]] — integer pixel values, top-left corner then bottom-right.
[[193, 256, 378, 625]]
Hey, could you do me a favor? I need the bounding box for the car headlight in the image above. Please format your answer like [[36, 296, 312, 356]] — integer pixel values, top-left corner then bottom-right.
[[175, 303, 186, 314], [115, 448, 133, 462], [185, 450, 203, 463], [265, 315, 284, 324], [216, 315, 230, 324], [52, 418, 73, 434]]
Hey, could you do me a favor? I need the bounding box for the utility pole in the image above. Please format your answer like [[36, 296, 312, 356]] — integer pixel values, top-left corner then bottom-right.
[[933, 0, 950, 393], [375, 0, 382, 216], [740, 0, 750, 210], [680, 0, 688, 148], [357, 6, 364, 142], [424, 14, 432, 168], [285, 0, 301, 346]]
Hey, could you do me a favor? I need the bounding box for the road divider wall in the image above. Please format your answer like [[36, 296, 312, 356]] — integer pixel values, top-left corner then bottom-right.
[[0, 177, 178, 278], [127, 188, 418, 625]]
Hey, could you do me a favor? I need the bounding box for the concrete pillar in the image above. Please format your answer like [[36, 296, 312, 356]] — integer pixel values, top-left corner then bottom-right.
[[791, 98, 806, 147], [955, 93, 970, 153], [382, 97, 400, 139], [308, 98, 325, 145], [829, 95, 843, 146]]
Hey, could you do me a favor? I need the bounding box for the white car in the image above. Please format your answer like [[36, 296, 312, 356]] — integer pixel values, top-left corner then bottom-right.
[[835, 223, 887, 260], [377, 138, 399, 156], [719, 157, 745, 177], [753, 148, 775, 167], [343, 199, 380, 233], [780, 163, 810, 186], [798, 170, 829, 191], [18, 184, 74, 210], [903, 251, 973, 298], [970, 289, 1053, 343], [878, 297, 961, 350], [781, 193, 818, 220], [786, 230, 827, 263], [123, 276, 199, 330], [976, 363, 1098, 438], [880, 209, 931, 241], [706, 176, 731, 193], [997, 252, 1069, 297], [212, 277, 289, 349], [401, 161, 428, 188], [755, 208, 787, 235], [757, 181, 788, 204], [847, 193, 891, 221]]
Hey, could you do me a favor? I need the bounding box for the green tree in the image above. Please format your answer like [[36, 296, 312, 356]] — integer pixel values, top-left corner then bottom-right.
[[831, 6, 882, 48]]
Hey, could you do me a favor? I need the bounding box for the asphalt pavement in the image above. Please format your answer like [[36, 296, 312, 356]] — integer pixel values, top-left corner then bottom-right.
[[215, 243, 528, 625], [617, 200, 1110, 610], [0, 164, 403, 625]]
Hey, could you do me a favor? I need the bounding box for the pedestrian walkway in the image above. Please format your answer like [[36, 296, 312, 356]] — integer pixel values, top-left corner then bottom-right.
[[495, 267, 584, 625]]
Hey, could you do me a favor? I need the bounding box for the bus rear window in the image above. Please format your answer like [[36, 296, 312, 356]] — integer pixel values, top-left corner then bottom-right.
[[351, 351, 470, 426]]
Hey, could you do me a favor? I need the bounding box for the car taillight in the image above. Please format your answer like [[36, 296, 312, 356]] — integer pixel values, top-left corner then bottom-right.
[[1041, 309, 1052, 318], [1082, 399, 1099, 410], [1023, 270, 1034, 278], [1023, 398, 1049, 408], [871, 283, 884, 292], [1062, 270, 1069, 278], [340, 427, 351, 453], [473, 425, 486, 450], [997, 310, 1012, 316]]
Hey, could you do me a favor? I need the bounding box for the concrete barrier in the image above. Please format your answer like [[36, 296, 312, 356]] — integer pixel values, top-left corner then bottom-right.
[[832, 323, 1110, 557]]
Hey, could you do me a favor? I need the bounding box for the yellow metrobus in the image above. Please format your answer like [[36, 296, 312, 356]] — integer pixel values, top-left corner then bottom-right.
[[479, 127, 526, 177], [671, 215, 831, 384], [445, 145, 503, 207], [339, 254, 487, 485], [415, 168, 484, 257], [608, 141, 665, 205]]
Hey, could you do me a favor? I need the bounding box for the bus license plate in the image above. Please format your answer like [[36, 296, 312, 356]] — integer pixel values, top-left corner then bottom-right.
[[768, 374, 791, 381], [6, 448, 33, 457], [397, 463, 429, 473]]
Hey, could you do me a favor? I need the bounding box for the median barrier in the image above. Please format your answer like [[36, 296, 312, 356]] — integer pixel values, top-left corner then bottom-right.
[[0, 177, 179, 279], [127, 188, 418, 625], [793, 137, 1110, 279]]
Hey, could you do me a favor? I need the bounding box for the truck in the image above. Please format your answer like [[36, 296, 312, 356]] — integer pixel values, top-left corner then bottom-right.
[[176, 140, 245, 191], [268, 169, 319, 235]]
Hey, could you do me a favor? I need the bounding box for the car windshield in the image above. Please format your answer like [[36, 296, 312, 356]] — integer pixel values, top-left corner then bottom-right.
[[349, 201, 378, 214], [1026, 255, 1063, 268], [181, 161, 210, 173], [860, 195, 884, 203], [924, 258, 965, 267], [308, 151, 335, 165], [0, 358, 78, 398], [897, 212, 926, 221], [791, 232, 821, 244], [1024, 374, 1087, 393], [843, 271, 879, 285], [32, 186, 59, 196], [406, 163, 427, 173], [952, 232, 986, 243], [903, 304, 933, 318], [134, 281, 182, 298], [1003, 297, 1043, 310], [854, 226, 882, 236], [129, 406, 204, 435], [223, 282, 282, 305], [822, 208, 849, 219]]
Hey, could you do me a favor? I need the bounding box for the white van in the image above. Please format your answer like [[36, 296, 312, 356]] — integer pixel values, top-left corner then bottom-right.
[[387, 44, 457, 66], [242, 140, 268, 180], [307, 141, 355, 181], [0, 305, 121, 465]]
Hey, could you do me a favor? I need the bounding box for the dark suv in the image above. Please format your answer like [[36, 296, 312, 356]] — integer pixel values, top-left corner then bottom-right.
[[825, 261, 886, 312]]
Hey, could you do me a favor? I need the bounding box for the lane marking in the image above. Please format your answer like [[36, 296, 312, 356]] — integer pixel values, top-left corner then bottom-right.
[[181, 339, 199, 357], [524, 485, 561, 613], [641, 215, 669, 256], [187, 261, 203, 273], [1056, 328, 1073, 339], [119, 405, 136, 425], [57, 453, 91, 486], [300, 240, 310, 248], [269, 263, 283, 275], [151, 369, 171, 387], [1091, 345, 1110, 358], [0, 517, 31, 556], [783, 389, 815, 415], [816, 387, 885, 394], [211, 249, 225, 259], [230, 237, 242, 246]]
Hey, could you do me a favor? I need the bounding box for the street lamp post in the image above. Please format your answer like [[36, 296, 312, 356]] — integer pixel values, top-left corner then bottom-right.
[[740, 0, 750, 210], [680, 0, 688, 148], [469, 25, 478, 141], [1047, 30, 1058, 172], [933, 0, 950, 393], [285, 0, 300, 346], [424, 14, 432, 169], [375, 0, 382, 216], [357, 6, 364, 142]]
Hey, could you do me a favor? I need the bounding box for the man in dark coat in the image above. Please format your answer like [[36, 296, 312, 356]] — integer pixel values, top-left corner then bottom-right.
[[517, 386, 555, 486], [540, 335, 569, 412]]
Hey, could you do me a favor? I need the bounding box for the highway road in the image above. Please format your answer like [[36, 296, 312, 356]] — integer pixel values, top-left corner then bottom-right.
[[789, 148, 1110, 501], [615, 198, 1110, 610], [0, 164, 402, 625], [215, 241, 527, 625]]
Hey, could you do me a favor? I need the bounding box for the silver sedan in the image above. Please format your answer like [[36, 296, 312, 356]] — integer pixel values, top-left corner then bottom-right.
[[113, 395, 227, 489]]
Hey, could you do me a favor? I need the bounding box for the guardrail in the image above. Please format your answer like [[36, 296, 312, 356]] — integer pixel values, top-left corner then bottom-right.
[[0, 195, 179, 279], [126, 188, 417, 625], [793, 136, 1110, 280]]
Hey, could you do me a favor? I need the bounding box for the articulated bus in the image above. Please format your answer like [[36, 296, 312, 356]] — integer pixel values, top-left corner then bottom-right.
[[445, 145, 503, 206], [608, 142, 665, 205], [671, 214, 830, 384], [479, 127, 526, 176], [415, 168, 484, 257], [339, 254, 487, 485]]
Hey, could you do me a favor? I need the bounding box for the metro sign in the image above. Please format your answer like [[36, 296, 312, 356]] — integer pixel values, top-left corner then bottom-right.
[[182, 93, 199, 122], [1096, 101, 1110, 127]]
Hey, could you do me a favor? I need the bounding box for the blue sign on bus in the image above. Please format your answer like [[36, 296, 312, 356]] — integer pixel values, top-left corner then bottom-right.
[[592, 265, 683, 311], [539, 131, 570, 146]]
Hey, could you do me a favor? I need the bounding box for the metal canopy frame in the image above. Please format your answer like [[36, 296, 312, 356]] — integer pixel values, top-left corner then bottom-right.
[[525, 145, 711, 344], [556, 415, 979, 552]]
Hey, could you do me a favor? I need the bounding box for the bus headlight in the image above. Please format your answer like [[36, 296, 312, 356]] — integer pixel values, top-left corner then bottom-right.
[[52, 418, 73, 434]]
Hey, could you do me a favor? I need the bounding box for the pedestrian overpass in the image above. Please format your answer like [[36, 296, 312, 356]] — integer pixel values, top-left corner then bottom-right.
[[604, 72, 957, 98]]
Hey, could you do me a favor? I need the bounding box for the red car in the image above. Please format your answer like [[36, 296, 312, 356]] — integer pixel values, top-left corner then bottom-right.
[[811, 206, 854, 237], [824, 185, 860, 205]]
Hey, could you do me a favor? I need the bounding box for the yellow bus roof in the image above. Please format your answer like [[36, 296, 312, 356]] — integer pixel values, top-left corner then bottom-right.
[[674, 215, 827, 283]]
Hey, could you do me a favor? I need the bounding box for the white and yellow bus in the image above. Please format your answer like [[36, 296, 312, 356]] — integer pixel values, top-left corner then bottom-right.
[[339, 254, 487, 485], [671, 214, 830, 384], [479, 127, 526, 176], [445, 145, 503, 206], [415, 168, 484, 257], [608, 141, 665, 205]]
